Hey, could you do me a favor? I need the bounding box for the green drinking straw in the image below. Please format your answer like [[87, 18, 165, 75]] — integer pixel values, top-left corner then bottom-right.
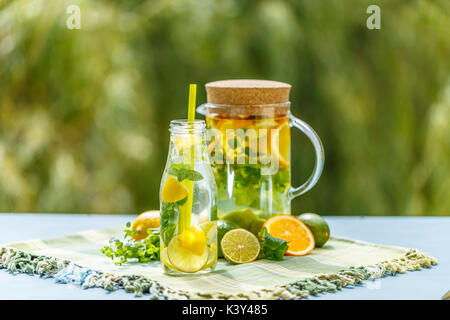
[[179, 84, 197, 233]]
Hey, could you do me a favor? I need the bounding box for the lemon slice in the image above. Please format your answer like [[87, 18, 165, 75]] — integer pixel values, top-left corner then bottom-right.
[[254, 119, 278, 128], [178, 225, 207, 255], [167, 226, 208, 273], [203, 242, 218, 270], [271, 122, 290, 169], [198, 221, 217, 238], [161, 176, 189, 203], [221, 229, 260, 264], [216, 119, 234, 131], [160, 247, 180, 272], [198, 222, 218, 269]]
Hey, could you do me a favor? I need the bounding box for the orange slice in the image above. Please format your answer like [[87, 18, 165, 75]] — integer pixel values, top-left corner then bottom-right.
[[263, 214, 315, 256]]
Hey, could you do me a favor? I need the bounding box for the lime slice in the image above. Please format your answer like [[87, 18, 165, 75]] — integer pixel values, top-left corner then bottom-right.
[[221, 229, 260, 264], [216, 220, 240, 257], [167, 226, 208, 273]]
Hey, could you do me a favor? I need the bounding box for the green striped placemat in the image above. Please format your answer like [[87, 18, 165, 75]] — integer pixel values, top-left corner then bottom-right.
[[0, 226, 437, 299]]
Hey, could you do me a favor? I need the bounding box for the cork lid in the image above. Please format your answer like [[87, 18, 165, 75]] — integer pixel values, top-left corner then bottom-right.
[[206, 79, 291, 106]]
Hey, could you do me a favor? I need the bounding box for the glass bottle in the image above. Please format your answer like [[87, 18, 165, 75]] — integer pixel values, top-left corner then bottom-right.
[[159, 120, 218, 274]]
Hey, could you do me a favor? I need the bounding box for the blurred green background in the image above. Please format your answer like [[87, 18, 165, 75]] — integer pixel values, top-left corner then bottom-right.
[[0, 0, 448, 215]]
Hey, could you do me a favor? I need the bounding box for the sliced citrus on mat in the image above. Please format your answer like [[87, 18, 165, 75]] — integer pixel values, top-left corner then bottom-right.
[[131, 210, 160, 241], [161, 176, 189, 203], [271, 122, 290, 169], [221, 229, 260, 264], [216, 220, 240, 258], [167, 226, 208, 273], [263, 214, 315, 256]]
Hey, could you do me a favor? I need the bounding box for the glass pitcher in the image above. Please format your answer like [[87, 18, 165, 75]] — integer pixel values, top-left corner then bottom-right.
[[159, 120, 218, 274], [197, 80, 324, 220]]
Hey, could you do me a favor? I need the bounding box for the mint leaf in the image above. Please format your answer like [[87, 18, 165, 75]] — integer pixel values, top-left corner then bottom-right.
[[168, 164, 203, 182], [258, 227, 289, 261], [176, 197, 188, 206], [160, 201, 179, 246], [168, 166, 181, 178], [180, 169, 203, 182]]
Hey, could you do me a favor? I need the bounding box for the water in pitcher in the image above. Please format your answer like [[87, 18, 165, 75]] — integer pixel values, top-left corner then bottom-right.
[[205, 114, 291, 220]]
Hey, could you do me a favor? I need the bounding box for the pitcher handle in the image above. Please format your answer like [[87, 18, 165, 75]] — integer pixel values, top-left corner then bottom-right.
[[288, 113, 325, 200]]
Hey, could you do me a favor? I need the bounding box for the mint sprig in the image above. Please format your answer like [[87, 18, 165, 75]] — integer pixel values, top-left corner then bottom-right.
[[258, 227, 289, 261], [168, 164, 203, 182], [101, 222, 160, 265]]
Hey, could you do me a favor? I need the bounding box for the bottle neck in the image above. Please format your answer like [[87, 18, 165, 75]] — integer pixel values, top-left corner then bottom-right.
[[168, 120, 208, 163]]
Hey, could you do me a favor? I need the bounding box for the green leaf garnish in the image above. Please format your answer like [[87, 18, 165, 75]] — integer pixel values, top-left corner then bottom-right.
[[160, 201, 179, 246], [101, 223, 160, 265], [258, 227, 289, 261], [168, 164, 203, 182]]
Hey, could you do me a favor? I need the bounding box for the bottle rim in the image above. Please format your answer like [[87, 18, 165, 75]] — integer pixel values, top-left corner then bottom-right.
[[169, 119, 206, 134]]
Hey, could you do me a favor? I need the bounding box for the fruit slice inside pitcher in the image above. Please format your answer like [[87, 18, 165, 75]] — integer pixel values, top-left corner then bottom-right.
[[271, 121, 290, 169], [206, 115, 291, 217], [206, 116, 290, 166]]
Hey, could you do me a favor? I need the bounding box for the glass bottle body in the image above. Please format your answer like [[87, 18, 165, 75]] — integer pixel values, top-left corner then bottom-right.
[[159, 120, 218, 274]]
